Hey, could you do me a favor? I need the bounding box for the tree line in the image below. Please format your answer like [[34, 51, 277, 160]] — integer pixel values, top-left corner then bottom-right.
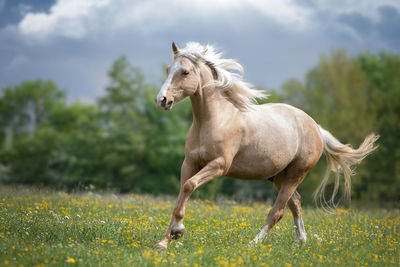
[[0, 51, 399, 207]]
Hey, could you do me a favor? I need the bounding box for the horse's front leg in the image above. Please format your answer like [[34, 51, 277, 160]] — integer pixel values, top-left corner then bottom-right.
[[155, 157, 226, 250], [155, 159, 195, 249]]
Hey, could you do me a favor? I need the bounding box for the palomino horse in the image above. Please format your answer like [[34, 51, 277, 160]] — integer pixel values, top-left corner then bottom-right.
[[154, 42, 378, 249]]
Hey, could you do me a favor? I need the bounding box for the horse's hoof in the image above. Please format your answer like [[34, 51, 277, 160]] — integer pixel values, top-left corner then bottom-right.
[[295, 233, 307, 244], [248, 240, 259, 248], [171, 228, 185, 240], [296, 237, 307, 245], [248, 230, 266, 247], [155, 241, 168, 250]]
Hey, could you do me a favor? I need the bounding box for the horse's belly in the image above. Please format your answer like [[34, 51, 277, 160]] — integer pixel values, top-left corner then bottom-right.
[[227, 154, 289, 180], [226, 138, 298, 180]]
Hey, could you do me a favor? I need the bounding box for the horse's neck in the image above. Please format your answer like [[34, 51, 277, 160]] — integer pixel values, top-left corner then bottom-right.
[[190, 85, 234, 126], [190, 63, 236, 127]]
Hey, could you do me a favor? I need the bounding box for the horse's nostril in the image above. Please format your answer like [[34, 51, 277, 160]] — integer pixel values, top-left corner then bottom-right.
[[167, 100, 173, 106], [161, 96, 167, 104]]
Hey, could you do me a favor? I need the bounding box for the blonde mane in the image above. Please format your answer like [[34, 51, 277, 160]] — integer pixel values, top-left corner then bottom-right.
[[176, 42, 268, 110]]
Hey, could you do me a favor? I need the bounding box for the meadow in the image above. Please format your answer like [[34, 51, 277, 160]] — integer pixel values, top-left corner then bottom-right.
[[0, 186, 399, 267]]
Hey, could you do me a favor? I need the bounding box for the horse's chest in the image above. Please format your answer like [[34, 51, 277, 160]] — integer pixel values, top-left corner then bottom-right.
[[187, 145, 214, 167], [186, 126, 228, 166]]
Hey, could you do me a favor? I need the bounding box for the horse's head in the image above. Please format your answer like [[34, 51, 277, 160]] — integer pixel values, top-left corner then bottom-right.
[[156, 42, 200, 110]]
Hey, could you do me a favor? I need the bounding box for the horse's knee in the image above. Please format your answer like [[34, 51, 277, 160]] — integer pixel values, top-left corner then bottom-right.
[[183, 180, 196, 194]]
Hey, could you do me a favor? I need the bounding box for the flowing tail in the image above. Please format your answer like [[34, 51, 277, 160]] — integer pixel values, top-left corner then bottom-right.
[[313, 125, 379, 208]]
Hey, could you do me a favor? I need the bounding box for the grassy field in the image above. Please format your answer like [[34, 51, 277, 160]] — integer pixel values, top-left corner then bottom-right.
[[0, 186, 399, 266]]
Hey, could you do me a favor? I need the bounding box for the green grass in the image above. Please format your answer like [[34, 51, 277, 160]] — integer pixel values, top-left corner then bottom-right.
[[0, 186, 399, 266]]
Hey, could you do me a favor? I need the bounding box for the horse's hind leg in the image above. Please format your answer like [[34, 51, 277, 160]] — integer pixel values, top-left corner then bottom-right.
[[249, 180, 300, 246], [274, 179, 307, 243], [287, 191, 307, 243], [249, 164, 310, 246]]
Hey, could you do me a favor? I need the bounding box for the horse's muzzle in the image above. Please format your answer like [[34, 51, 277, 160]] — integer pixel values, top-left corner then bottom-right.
[[157, 96, 174, 110]]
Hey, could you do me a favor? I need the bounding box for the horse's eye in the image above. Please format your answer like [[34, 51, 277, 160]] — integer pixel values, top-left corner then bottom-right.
[[182, 70, 189, 76]]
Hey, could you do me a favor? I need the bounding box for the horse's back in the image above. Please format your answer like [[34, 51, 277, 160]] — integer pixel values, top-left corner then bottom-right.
[[257, 103, 321, 137], [248, 102, 319, 141]]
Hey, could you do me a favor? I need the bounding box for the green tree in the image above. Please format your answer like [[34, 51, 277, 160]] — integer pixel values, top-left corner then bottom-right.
[[0, 80, 66, 184], [357, 52, 400, 206], [47, 103, 105, 188], [0, 80, 65, 150]]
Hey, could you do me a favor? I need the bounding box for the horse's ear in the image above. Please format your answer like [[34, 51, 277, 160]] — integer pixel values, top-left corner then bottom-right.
[[172, 42, 179, 56]]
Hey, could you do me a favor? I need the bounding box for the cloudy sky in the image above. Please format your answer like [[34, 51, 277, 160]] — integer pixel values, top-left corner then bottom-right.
[[1, 0, 399, 102]]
